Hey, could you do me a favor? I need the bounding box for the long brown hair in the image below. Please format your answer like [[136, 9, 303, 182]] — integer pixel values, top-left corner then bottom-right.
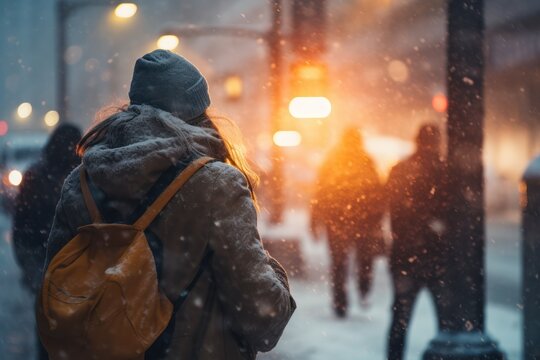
[[77, 105, 259, 201]]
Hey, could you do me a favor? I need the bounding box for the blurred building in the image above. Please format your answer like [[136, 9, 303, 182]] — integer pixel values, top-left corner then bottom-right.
[[0, 0, 270, 146], [328, 0, 540, 181], [1, 0, 540, 211]]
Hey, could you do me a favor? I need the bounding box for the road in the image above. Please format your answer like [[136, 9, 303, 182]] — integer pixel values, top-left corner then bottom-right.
[[0, 212, 522, 359]]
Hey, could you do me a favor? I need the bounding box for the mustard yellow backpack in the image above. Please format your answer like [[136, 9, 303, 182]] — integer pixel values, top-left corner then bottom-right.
[[37, 157, 213, 360]]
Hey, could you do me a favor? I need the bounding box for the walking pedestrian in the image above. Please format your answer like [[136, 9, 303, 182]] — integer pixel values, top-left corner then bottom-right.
[[311, 127, 384, 317], [13, 123, 82, 360], [37, 50, 295, 359], [386, 124, 449, 360]]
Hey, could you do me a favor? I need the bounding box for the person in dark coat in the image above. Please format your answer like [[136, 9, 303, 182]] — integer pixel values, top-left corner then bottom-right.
[[385, 124, 449, 360], [311, 127, 384, 317], [12, 123, 82, 360], [13, 123, 82, 293], [40, 50, 295, 359]]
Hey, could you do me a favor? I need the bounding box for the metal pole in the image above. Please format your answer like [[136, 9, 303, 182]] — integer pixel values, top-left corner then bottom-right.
[[446, 0, 487, 333], [423, 0, 504, 357], [522, 156, 540, 360], [57, 0, 67, 122], [268, 0, 284, 224]]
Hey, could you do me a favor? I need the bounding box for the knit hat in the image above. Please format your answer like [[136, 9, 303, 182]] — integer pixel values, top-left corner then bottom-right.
[[129, 50, 211, 120]]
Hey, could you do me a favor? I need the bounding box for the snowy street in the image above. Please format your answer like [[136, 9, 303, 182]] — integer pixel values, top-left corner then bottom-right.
[[0, 210, 522, 359], [257, 210, 522, 360]]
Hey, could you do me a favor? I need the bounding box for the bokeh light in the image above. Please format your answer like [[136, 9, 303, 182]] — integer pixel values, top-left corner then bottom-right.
[[432, 93, 448, 113], [289, 97, 332, 119], [273, 131, 302, 147], [157, 35, 179, 50], [17, 102, 32, 119], [0, 121, 9, 136], [44, 110, 60, 127], [114, 3, 138, 18], [8, 170, 22, 187], [224, 75, 243, 100], [387, 60, 409, 83]]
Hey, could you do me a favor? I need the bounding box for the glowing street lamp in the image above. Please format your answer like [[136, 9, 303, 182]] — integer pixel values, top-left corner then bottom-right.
[[273, 131, 302, 147], [114, 3, 137, 18], [17, 102, 32, 119], [157, 35, 179, 50], [44, 110, 60, 127], [288, 96, 332, 119]]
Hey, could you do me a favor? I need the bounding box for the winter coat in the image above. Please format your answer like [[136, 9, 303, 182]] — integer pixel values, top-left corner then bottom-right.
[[13, 125, 81, 293], [311, 146, 384, 243], [386, 152, 448, 280], [43, 105, 295, 359]]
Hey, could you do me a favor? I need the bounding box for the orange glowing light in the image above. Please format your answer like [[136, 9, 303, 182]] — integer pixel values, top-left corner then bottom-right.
[[432, 93, 448, 113], [295, 64, 325, 80], [273, 131, 302, 147], [224, 75, 243, 100], [289, 97, 332, 119]]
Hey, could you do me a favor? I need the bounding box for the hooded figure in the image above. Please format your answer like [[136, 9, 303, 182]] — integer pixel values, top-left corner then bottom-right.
[[311, 127, 384, 317], [385, 124, 449, 360], [13, 123, 82, 360], [42, 50, 295, 360], [13, 123, 82, 294]]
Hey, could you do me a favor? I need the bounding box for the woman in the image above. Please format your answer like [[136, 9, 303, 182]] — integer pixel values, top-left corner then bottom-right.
[[311, 128, 383, 317], [42, 50, 295, 359]]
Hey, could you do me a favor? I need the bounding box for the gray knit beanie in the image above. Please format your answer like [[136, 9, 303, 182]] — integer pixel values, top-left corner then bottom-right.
[[129, 50, 211, 120]]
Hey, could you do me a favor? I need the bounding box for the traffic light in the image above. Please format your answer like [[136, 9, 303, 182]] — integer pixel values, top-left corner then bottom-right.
[[286, 61, 331, 147], [292, 0, 327, 57], [289, 61, 331, 119]]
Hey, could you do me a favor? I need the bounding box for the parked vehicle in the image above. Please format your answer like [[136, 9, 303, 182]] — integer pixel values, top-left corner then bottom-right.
[[0, 132, 48, 215]]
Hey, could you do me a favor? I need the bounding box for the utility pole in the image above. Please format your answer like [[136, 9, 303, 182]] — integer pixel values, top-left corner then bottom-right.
[[423, 1, 505, 358], [57, 0, 68, 123], [268, 0, 285, 224]]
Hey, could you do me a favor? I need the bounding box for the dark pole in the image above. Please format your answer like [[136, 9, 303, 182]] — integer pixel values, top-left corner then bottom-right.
[[423, 1, 505, 358], [57, 0, 68, 122], [268, 0, 284, 224]]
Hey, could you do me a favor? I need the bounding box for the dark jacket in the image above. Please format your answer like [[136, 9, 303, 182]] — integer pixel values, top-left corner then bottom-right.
[[386, 152, 447, 279], [13, 124, 81, 293], [43, 105, 295, 360], [311, 141, 384, 240]]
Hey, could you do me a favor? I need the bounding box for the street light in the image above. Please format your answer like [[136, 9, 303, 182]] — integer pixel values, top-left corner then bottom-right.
[[44, 110, 60, 127], [156, 35, 179, 50], [288, 96, 331, 119], [114, 3, 137, 18], [17, 102, 32, 119], [273, 131, 302, 147], [57, 1, 137, 123]]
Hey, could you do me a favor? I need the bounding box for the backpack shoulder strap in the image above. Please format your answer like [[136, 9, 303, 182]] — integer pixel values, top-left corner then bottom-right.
[[133, 156, 214, 231], [80, 166, 103, 223]]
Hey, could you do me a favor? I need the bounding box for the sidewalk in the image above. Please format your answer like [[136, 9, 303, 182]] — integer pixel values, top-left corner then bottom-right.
[[260, 260, 520, 360], [259, 209, 522, 360]]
